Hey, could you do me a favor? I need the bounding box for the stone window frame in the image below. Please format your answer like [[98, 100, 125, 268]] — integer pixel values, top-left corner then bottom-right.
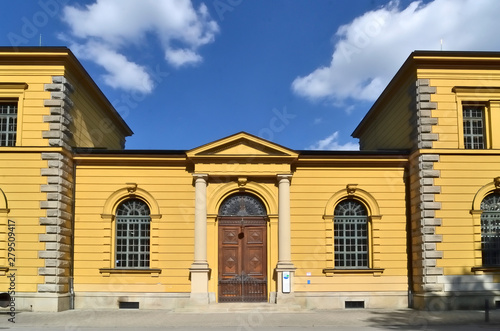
[[99, 184, 162, 277], [0, 83, 28, 147], [322, 185, 384, 276], [453, 87, 500, 150], [0, 102, 18, 147], [462, 104, 486, 149]]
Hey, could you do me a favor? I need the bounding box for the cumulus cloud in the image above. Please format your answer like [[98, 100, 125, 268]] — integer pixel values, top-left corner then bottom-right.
[[70, 41, 154, 93], [61, 0, 219, 93], [308, 132, 359, 151], [292, 0, 500, 104], [165, 48, 203, 67]]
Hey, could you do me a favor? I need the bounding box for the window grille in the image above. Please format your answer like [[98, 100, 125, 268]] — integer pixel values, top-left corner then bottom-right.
[[115, 199, 151, 268], [480, 193, 500, 266], [334, 199, 368, 268], [0, 103, 17, 147], [219, 194, 266, 216], [463, 106, 485, 149]]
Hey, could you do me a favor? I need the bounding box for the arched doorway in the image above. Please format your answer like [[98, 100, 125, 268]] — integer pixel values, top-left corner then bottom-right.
[[218, 193, 267, 302]]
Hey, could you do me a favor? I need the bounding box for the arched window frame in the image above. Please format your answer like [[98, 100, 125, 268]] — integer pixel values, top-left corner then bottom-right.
[[99, 184, 161, 276], [479, 193, 500, 267], [0, 188, 10, 275], [470, 179, 500, 272], [333, 198, 369, 269], [323, 185, 384, 275], [218, 193, 267, 217], [470, 177, 500, 274], [114, 198, 151, 269]]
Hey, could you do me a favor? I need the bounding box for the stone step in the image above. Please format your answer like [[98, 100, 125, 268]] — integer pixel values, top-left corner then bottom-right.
[[176, 302, 305, 313]]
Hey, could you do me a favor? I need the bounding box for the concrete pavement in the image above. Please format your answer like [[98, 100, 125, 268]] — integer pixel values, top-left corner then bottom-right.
[[1, 305, 499, 330]]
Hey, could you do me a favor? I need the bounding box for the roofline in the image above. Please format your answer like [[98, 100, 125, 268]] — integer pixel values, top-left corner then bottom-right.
[[73, 147, 410, 158], [0, 46, 133, 137], [73, 148, 186, 156], [297, 149, 410, 156], [352, 50, 500, 138]]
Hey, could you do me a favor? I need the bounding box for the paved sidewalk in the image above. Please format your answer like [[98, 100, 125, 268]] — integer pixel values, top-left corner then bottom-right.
[[0, 307, 499, 329]]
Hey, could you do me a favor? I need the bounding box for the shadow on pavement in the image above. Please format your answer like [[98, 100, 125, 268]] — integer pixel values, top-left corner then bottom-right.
[[364, 309, 499, 330]]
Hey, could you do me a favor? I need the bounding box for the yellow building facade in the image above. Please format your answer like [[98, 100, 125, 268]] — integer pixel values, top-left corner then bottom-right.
[[0, 48, 499, 311]]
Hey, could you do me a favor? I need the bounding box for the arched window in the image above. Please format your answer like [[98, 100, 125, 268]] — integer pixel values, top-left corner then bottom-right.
[[480, 193, 500, 266], [219, 194, 266, 216], [334, 199, 368, 269], [115, 199, 151, 268]]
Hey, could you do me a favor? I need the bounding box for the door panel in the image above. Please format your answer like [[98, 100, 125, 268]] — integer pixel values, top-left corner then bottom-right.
[[218, 218, 267, 302]]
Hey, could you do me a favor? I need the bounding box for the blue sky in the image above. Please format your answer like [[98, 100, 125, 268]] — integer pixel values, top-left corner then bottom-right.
[[2, 0, 500, 150]]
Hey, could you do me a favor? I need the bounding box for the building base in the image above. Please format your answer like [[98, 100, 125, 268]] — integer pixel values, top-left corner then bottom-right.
[[74, 292, 190, 310], [294, 291, 408, 309], [0, 292, 72, 312]]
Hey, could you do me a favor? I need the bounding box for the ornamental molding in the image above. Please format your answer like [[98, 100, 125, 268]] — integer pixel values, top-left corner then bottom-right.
[[346, 184, 358, 195]]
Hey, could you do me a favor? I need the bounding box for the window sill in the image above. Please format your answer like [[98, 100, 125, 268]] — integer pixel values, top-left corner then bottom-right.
[[471, 266, 500, 274], [323, 268, 384, 277], [99, 268, 162, 277]]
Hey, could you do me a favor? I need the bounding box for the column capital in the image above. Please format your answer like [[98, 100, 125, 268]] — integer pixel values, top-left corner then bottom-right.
[[193, 173, 208, 181], [277, 174, 292, 181]]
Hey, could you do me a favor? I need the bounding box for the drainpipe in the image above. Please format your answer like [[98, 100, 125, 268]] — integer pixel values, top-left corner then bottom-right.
[[69, 159, 76, 309], [404, 164, 414, 308]]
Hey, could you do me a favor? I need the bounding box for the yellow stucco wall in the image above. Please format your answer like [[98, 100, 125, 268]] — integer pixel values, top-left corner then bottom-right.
[[0, 66, 57, 147], [73, 157, 409, 297], [423, 69, 500, 150], [0, 152, 47, 292], [66, 71, 128, 149], [434, 152, 500, 275], [73, 161, 195, 293], [291, 164, 408, 293], [353, 72, 416, 151]]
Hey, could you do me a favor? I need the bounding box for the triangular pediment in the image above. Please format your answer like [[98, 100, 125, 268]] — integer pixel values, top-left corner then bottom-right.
[[187, 132, 298, 159]]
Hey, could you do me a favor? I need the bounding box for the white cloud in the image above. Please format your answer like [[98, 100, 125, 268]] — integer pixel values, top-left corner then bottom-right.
[[165, 48, 203, 67], [61, 0, 218, 93], [308, 132, 359, 151], [71, 41, 154, 93], [292, 0, 500, 104]]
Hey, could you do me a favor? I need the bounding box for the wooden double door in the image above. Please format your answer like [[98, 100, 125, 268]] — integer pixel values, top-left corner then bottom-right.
[[218, 217, 267, 302]]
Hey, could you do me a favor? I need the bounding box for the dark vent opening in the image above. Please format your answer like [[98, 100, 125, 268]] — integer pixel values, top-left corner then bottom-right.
[[119, 301, 139, 309], [345, 301, 365, 309], [495, 300, 500, 309]]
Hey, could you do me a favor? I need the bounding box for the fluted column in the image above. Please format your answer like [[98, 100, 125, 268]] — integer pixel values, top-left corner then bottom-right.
[[189, 174, 211, 304]]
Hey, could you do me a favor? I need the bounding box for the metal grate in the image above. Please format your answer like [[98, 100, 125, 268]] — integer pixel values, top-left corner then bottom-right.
[[345, 301, 365, 309], [115, 199, 151, 268], [219, 194, 267, 216], [334, 200, 368, 268], [463, 106, 485, 149], [119, 301, 139, 309], [481, 193, 500, 266], [219, 273, 267, 302], [0, 103, 17, 147]]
